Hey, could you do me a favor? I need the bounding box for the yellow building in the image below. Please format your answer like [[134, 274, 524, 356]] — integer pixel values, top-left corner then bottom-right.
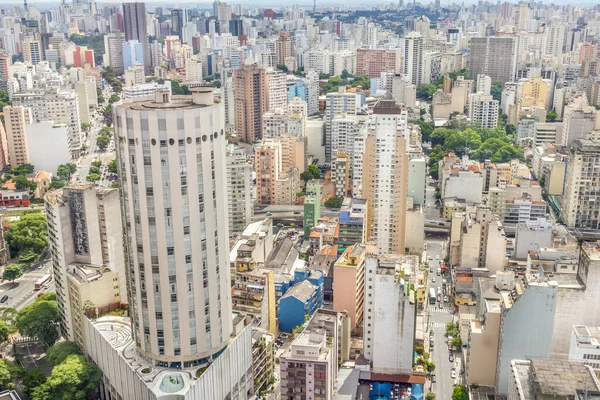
[[231, 269, 277, 335]]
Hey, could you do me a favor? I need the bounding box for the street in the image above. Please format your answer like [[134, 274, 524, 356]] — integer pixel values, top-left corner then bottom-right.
[[0, 257, 53, 311]]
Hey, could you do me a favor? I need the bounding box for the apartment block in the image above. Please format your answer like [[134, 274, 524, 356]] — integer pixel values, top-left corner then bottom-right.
[[332, 153, 349, 198], [3, 106, 31, 168], [304, 180, 321, 239], [338, 197, 367, 255], [333, 244, 369, 330], [226, 145, 254, 234], [356, 48, 401, 78], [468, 92, 499, 128], [569, 325, 600, 373], [231, 268, 276, 335], [468, 37, 517, 84], [234, 64, 268, 142]]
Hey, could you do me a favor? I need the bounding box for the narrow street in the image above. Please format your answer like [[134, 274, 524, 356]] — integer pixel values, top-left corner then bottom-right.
[[0, 257, 54, 311]]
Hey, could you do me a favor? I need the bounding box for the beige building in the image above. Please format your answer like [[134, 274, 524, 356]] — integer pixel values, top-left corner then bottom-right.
[[466, 298, 501, 386], [274, 168, 300, 205], [232, 269, 276, 335], [66, 264, 122, 348], [280, 134, 306, 172], [4, 106, 32, 168], [363, 95, 408, 255], [44, 185, 125, 343], [332, 153, 350, 198], [251, 327, 275, 393], [256, 140, 282, 205], [333, 244, 368, 330], [234, 64, 268, 142]]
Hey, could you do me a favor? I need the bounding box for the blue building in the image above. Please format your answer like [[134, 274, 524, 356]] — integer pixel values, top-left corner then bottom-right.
[[288, 79, 309, 102], [123, 40, 144, 69], [277, 280, 320, 333]]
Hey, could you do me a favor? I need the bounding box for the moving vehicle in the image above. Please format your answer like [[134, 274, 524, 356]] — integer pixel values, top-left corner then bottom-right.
[[451, 370, 457, 379], [444, 296, 448, 302], [0, 295, 7, 303], [429, 288, 436, 304], [34, 275, 52, 290], [437, 268, 441, 276], [432, 276, 436, 283], [429, 267, 433, 273], [437, 294, 442, 302], [438, 302, 443, 309]]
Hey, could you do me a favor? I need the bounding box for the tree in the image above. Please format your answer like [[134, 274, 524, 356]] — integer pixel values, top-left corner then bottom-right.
[[490, 144, 524, 163], [86, 173, 101, 182], [50, 178, 66, 189], [17, 299, 60, 345], [451, 385, 469, 400], [14, 175, 31, 190], [4, 213, 48, 258], [57, 163, 77, 181], [443, 128, 482, 156], [547, 110, 558, 122], [324, 196, 344, 209], [47, 341, 83, 366], [31, 355, 100, 400], [108, 94, 120, 104], [107, 159, 118, 174], [276, 64, 289, 73], [426, 393, 436, 400], [307, 165, 320, 179], [490, 81, 503, 101], [2, 265, 23, 282], [22, 367, 47, 396], [0, 320, 8, 342], [0, 359, 18, 391], [412, 119, 434, 143], [37, 293, 56, 302], [451, 337, 462, 350], [80, 122, 91, 133], [9, 164, 34, 176], [97, 134, 110, 151]]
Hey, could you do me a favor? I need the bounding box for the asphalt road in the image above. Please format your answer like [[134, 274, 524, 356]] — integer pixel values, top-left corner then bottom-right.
[[0, 258, 53, 310], [425, 178, 440, 220]]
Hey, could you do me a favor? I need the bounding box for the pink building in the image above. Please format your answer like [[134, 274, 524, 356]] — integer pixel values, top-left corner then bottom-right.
[[333, 244, 368, 330]]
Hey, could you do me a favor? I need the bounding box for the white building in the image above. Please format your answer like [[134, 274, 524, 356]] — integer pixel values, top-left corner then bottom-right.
[[226, 145, 254, 235], [12, 90, 82, 158], [3, 105, 31, 168], [185, 56, 203, 82], [476, 74, 492, 95], [114, 88, 233, 366], [403, 32, 424, 85], [468, 92, 499, 128], [514, 218, 553, 259], [569, 325, 600, 372], [121, 81, 172, 99], [26, 122, 70, 174], [442, 170, 484, 204], [408, 156, 426, 206], [363, 254, 417, 374], [124, 64, 146, 86], [266, 68, 288, 113]]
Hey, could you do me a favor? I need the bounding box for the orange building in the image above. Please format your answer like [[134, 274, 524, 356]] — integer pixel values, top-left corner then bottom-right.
[[356, 48, 400, 78]]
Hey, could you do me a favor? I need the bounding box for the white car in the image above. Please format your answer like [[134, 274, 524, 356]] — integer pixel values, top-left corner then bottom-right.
[[451, 370, 457, 379]]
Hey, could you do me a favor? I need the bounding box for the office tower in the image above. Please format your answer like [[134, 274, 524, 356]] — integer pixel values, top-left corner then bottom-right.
[[511, 2, 531, 31], [3, 106, 31, 168], [468, 92, 499, 128], [11, 91, 82, 159], [103, 32, 125, 75], [362, 95, 408, 255], [356, 48, 400, 78], [123, 2, 150, 73], [545, 23, 566, 58], [226, 144, 254, 234], [123, 40, 144, 69], [114, 87, 234, 365], [563, 139, 600, 229], [403, 32, 424, 85], [44, 185, 125, 347], [233, 64, 268, 142], [23, 38, 42, 65], [468, 37, 517, 84], [171, 9, 186, 41]]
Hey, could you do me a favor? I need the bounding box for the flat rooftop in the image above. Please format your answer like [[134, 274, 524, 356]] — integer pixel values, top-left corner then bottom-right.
[[531, 359, 598, 396]]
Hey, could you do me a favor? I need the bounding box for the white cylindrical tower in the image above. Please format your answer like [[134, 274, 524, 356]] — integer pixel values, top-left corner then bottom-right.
[[114, 87, 232, 367]]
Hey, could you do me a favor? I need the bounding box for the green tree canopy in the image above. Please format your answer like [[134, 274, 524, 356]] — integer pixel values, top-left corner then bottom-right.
[[107, 159, 118, 174], [451, 385, 469, 400], [31, 355, 100, 400], [23, 367, 47, 396], [8, 164, 34, 176], [490, 81, 503, 101], [0, 359, 19, 391], [426, 393, 436, 400], [301, 165, 321, 181], [0, 320, 8, 342], [547, 110, 558, 122], [13, 175, 31, 190], [324, 196, 344, 209], [17, 299, 60, 345], [56, 163, 77, 181], [50, 178, 66, 189], [47, 341, 83, 366], [443, 128, 482, 156], [97, 134, 110, 151], [4, 213, 48, 258], [2, 265, 23, 282], [80, 122, 91, 132]]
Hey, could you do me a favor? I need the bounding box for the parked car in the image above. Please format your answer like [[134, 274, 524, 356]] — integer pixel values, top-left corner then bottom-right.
[[280, 333, 289, 340], [429, 267, 433, 273], [432, 276, 436, 283], [449, 353, 454, 362], [1, 295, 8, 303], [444, 296, 448, 302], [431, 374, 437, 383], [451, 370, 457, 379]]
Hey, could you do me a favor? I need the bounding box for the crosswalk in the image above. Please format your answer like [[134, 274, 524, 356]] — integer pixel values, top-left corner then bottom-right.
[[430, 322, 447, 328], [429, 306, 449, 313]]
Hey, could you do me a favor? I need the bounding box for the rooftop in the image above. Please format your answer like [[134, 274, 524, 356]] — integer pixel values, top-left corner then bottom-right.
[[280, 280, 318, 303], [531, 359, 599, 396]]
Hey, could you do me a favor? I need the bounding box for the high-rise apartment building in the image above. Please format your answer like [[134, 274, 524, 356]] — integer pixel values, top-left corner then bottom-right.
[[226, 144, 254, 235], [255, 140, 281, 205], [468, 92, 499, 128], [233, 64, 268, 142], [123, 2, 150, 72], [468, 37, 517, 84], [12, 90, 82, 159], [356, 48, 401, 78], [403, 32, 424, 85], [545, 23, 566, 58], [3, 106, 31, 168], [266, 68, 288, 112], [123, 40, 145, 69], [103, 32, 125, 75], [44, 185, 126, 345], [276, 33, 294, 68], [325, 88, 358, 162], [114, 88, 233, 364], [563, 139, 600, 229], [304, 179, 321, 239], [362, 95, 409, 255]]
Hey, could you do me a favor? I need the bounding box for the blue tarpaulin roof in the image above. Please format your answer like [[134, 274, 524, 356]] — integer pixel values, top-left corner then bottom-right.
[[411, 384, 423, 400], [369, 382, 392, 400]]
